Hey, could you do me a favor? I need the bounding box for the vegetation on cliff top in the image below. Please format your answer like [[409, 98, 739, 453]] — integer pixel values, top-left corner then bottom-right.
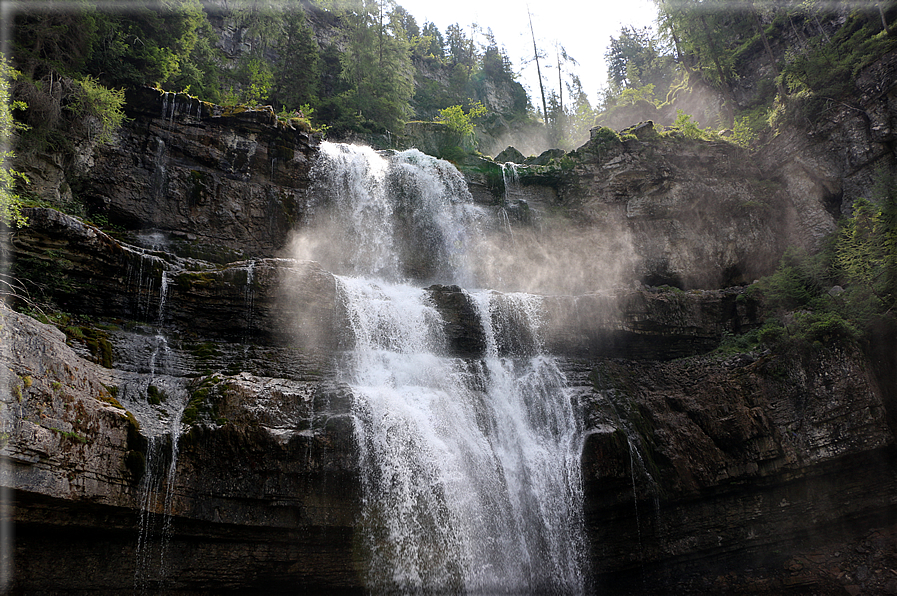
[[5, 0, 533, 141], [0, 58, 28, 227]]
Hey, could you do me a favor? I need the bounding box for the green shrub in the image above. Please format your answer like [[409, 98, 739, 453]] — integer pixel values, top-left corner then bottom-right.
[[436, 101, 487, 150], [0, 57, 28, 227], [668, 109, 706, 140], [68, 76, 126, 144]]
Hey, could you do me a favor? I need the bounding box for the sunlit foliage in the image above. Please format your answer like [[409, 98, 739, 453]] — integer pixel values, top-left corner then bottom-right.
[[0, 58, 28, 227]]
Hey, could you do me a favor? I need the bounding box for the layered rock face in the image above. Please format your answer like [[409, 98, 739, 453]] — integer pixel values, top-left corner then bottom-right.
[[3, 63, 897, 596], [81, 87, 318, 262]]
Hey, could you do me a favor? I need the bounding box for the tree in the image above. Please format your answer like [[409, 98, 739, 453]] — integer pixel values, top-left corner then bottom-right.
[[527, 7, 548, 126], [165, 19, 224, 102], [445, 22, 479, 91], [482, 29, 514, 83], [837, 180, 897, 314], [271, 6, 321, 111], [560, 75, 596, 150], [1, 58, 28, 227], [85, 0, 207, 88], [392, 5, 419, 40], [12, 0, 99, 80], [338, 0, 414, 133], [420, 22, 445, 59]]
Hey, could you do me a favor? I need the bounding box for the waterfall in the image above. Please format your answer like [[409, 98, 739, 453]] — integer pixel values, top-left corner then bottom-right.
[[307, 142, 588, 593], [305, 143, 484, 286], [130, 267, 187, 592]]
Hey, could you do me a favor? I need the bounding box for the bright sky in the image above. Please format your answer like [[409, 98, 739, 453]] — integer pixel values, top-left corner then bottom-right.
[[395, 0, 659, 109]]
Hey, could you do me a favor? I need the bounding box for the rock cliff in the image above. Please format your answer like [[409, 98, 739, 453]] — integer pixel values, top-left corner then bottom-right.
[[3, 64, 896, 596], [82, 87, 319, 262]]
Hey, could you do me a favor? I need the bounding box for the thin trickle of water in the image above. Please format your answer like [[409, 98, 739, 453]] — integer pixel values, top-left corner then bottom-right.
[[124, 251, 169, 322], [243, 260, 256, 340], [135, 437, 166, 594], [499, 163, 521, 239], [133, 386, 187, 594], [133, 268, 187, 591], [158, 270, 169, 325], [148, 335, 164, 378], [167, 96, 176, 130], [596, 380, 662, 572], [501, 162, 520, 202], [159, 400, 185, 579], [498, 207, 513, 237]]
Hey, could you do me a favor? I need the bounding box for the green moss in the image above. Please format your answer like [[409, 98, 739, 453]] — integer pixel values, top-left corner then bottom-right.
[[275, 144, 295, 161], [146, 384, 167, 405], [182, 374, 223, 426], [81, 327, 113, 368], [192, 342, 221, 360], [467, 160, 506, 199], [99, 384, 123, 407], [590, 126, 622, 149], [64, 326, 85, 340], [175, 271, 219, 291], [48, 427, 88, 444]]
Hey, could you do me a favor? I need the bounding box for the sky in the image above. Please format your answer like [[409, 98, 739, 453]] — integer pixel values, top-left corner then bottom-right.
[[395, 0, 659, 109]]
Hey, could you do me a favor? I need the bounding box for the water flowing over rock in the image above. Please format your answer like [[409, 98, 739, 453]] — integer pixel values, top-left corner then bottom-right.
[[4, 72, 897, 595], [310, 142, 589, 593]]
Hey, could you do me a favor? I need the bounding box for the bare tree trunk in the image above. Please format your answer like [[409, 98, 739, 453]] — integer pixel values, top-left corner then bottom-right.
[[528, 6, 548, 125], [557, 46, 563, 116], [696, 13, 735, 126], [751, 2, 785, 97]]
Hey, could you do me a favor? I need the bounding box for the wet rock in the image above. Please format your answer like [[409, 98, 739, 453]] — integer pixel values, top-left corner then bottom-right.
[[425, 284, 487, 357], [81, 87, 319, 261], [495, 146, 526, 164]]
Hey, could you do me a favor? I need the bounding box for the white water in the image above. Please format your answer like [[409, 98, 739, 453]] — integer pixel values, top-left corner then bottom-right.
[[304, 143, 485, 286], [132, 271, 188, 592], [309, 143, 587, 594]]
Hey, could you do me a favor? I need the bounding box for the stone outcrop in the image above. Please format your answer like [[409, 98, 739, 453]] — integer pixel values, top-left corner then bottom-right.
[[80, 87, 319, 262], [580, 340, 897, 594], [1, 302, 364, 593], [499, 127, 790, 289]]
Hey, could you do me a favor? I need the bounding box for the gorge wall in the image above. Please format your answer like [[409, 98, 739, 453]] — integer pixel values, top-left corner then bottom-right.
[[2, 42, 897, 594]]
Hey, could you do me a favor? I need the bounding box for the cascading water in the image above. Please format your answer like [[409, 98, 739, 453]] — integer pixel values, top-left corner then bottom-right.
[[132, 335, 189, 594], [304, 142, 483, 285], [304, 142, 589, 593], [243, 259, 256, 341], [124, 257, 188, 592]]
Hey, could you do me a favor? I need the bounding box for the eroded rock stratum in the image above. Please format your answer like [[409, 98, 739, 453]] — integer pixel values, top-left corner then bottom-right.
[[3, 67, 897, 595]]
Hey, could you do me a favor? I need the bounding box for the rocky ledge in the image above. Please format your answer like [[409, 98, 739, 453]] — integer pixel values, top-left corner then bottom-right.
[[79, 87, 320, 262]]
